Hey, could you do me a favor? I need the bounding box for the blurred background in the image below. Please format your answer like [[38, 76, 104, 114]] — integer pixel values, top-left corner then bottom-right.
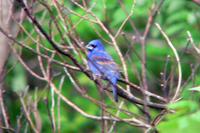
[[0, 0, 200, 132]]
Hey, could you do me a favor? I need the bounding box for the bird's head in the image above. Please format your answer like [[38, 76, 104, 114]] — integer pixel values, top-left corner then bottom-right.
[[86, 39, 105, 52]]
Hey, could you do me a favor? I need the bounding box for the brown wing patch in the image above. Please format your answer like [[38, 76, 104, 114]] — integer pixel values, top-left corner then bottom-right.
[[92, 56, 112, 62], [92, 56, 116, 65], [92, 55, 120, 71], [97, 60, 116, 65]]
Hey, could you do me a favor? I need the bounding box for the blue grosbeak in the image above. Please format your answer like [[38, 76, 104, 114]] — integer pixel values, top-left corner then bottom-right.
[[86, 40, 120, 102]]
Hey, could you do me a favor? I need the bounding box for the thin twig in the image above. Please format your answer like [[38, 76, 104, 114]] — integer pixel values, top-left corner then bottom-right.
[[57, 76, 65, 133], [155, 23, 182, 102], [114, 0, 136, 38], [0, 24, 165, 109], [19, 87, 39, 133], [49, 81, 151, 128], [0, 89, 10, 130], [187, 31, 200, 55]]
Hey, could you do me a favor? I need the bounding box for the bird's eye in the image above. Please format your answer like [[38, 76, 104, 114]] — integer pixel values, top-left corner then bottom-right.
[[86, 43, 96, 51], [90, 44, 96, 48]]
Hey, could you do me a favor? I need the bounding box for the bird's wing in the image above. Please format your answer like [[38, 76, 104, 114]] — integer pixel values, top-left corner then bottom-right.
[[91, 51, 120, 74]]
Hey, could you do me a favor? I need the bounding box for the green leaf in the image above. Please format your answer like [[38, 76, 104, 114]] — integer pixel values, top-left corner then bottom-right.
[[189, 86, 200, 92], [158, 111, 200, 133], [111, 8, 126, 27], [166, 1, 185, 14], [167, 100, 199, 119], [11, 63, 27, 93], [168, 100, 198, 111], [166, 10, 188, 25], [165, 23, 185, 36]]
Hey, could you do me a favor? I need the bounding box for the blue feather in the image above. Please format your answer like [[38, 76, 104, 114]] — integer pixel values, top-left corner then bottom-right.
[[86, 40, 120, 102]]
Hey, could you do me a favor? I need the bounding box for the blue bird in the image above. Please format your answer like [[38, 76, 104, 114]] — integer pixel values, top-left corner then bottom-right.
[[86, 40, 120, 102]]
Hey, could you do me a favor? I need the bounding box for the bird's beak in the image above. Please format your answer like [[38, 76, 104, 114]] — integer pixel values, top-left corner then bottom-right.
[[86, 44, 93, 50]]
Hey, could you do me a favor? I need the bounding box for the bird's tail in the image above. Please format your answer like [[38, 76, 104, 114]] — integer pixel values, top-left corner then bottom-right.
[[110, 77, 118, 102], [112, 85, 118, 102]]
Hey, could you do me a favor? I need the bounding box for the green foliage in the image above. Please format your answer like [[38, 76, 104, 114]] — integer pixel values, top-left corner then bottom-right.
[[158, 106, 200, 133], [188, 85, 200, 92], [158, 111, 200, 133], [6, 56, 27, 93], [4, 0, 200, 132], [168, 101, 199, 118], [157, 100, 200, 133]]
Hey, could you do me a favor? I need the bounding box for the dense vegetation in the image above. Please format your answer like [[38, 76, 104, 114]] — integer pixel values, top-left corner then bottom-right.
[[0, 0, 200, 132]]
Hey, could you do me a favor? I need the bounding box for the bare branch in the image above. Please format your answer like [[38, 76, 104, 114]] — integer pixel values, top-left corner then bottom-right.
[[155, 23, 182, 102]]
